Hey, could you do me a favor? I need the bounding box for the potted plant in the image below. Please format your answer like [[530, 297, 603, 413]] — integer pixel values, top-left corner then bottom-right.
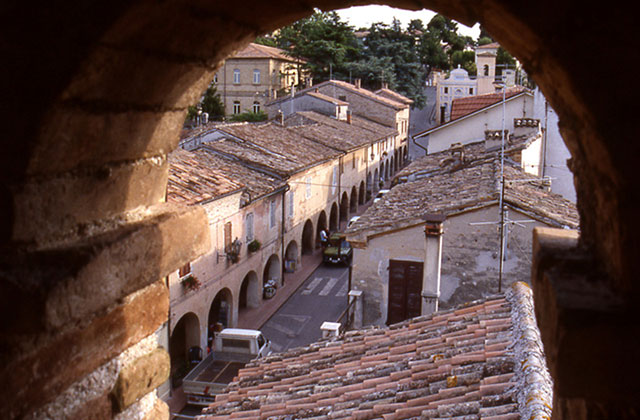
[[181, 274, 201, 292], [247, 239, 261, 253], [226, 238, 242, 263]]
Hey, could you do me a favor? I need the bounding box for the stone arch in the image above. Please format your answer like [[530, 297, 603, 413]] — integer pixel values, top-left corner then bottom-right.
[[374, 168, 380, 192], [285, 240, 298, 271], [239, 271, 260, 310], [329, 202, 339, 232], [301, 219, 314, 254], [208, 288, 232, 346], [169, 312, 200, 385], [340, 191, 349, 227], [350, 186, 358, 213], [316, 211, 328, 247], [263, 254, 281, 288], [2, 2, 637, 419], [359, 181, 366, 205]]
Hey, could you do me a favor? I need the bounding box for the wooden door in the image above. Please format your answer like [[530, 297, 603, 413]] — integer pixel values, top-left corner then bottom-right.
[[387, 260, 423, 325]]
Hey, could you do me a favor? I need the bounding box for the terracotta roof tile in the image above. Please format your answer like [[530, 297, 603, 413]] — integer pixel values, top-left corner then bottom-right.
[[167, 148, 244, 205], [200, 284, 552, 420], [230, 42, 302, 63], [450, 87, 528, 121]]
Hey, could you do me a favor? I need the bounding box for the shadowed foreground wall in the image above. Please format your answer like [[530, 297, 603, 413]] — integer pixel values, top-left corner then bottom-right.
[[1, 1, 638, 418]]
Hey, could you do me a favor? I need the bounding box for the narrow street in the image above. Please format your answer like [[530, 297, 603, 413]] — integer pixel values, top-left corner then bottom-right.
[[261, 263, 350, 352]]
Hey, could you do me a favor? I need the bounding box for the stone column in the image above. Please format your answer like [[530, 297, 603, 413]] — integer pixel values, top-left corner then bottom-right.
[[349, 290, 363, 329], [422, 215, 445, 315]]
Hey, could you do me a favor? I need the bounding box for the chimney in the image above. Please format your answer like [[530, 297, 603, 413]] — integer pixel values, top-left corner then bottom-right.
[[422, 214, 445, 315], [320, 321, 341, 338], [307, 76, 313, 87], [277, 110, 283, 126], [354, 78, 361, 88], [346, 109, 352, 124], [382, 81, 388, 90]]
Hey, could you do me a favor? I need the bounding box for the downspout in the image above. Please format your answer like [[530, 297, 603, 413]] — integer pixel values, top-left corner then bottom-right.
[[223, 62, 227, 117], [281, 184, 290, 286], [413, 134, 429, 156]]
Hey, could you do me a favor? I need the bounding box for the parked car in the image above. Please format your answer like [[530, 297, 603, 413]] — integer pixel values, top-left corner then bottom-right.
[[347, 216, 360, 228], [373, 189, 390, 203], [322, 232, 353, 265]]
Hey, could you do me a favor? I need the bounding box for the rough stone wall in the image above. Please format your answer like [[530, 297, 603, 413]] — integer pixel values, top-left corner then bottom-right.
[[440, 206, 546, 309]]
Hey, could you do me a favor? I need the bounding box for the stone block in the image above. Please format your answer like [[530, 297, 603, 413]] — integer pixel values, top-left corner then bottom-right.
[[531, 227, 640, 408], [111, 348, 170, 412], [31, 107, 185, 175], [12, 156, 169, 244], [143, 399, 170, 420], [1, 280, 169, 419], [0, 203, 209, 336]]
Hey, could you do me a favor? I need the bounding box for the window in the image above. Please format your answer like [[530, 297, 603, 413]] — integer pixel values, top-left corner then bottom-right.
[[213, 74, 218, 84], [443, 87, 448, 94], [352, 155, 356, 169], [288, 191, 294, 219], [331, 167, 338, 194], [339, 95, 347, 101], [305, 177, 312, 199], [484, 65, 489, 76], [245, 213, 254, 242], [233, 69, 240, 84], [233, 101, 240, 114], [253, 69, 260, 84], [224, 222, 232, 251], [252, 101, 260, 113], [469, 87, 473, 94], [269, 200, 277, 229], [179, 262, 191, 277]]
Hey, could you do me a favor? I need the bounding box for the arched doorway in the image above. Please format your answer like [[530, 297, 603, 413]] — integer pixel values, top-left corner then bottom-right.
[[374, 168, 380, 192], [169, 312, 200, 386], [301, 219, 314, 254], [359, 181, 366, 205], [350, 186, 358, 213], [285, 240, 298, 272], [208, 288, 232, 349], [239, 271, 260, 310], [263, 254, 281, 287], [316, 211, 328, 248], [340, 191, 349, 228], [329, 202, 339, 232], [366, 172, 373, 201]]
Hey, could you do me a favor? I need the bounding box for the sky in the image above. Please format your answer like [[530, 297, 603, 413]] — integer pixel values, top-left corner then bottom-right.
[[335, 5, 481, 39]]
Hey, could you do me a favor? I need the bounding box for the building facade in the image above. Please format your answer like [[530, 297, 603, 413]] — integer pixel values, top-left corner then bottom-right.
[[214, 43, 305, 116]]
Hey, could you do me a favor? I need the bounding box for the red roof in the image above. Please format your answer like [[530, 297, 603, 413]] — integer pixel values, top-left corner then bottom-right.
[[199, 282, 553, 420], [450, 86, 527, 121]]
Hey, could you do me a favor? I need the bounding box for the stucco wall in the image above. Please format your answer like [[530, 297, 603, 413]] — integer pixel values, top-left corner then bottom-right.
[[351, 224, 426, 326], [439, 205, 546, 309], [425, 94, 534, 153]]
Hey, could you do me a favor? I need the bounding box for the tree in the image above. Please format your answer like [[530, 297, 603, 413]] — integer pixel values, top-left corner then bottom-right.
[[185, 84, 224, 124], [274, 10, 360, 84]]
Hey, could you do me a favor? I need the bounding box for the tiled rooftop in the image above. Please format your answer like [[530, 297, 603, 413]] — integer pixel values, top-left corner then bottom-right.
[[198, 282, 553, 420], [230, 42, 301, 63], [394, 132, 535, 183], [191, 149, 285, 201], [285, 111, 397, 152], [167, 148, 244, 206], [207, 122, 342, 176], [374, 87, 414, 106], [450, 87, 528, 121], [269, 80, 409, 111], [347, 160, 578, 236]]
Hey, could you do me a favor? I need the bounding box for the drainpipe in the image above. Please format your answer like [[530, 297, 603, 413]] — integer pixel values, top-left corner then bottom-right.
[[281, 184, 290, 286], [413, 134, 429, 156], [422, 214, 445, 315]]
